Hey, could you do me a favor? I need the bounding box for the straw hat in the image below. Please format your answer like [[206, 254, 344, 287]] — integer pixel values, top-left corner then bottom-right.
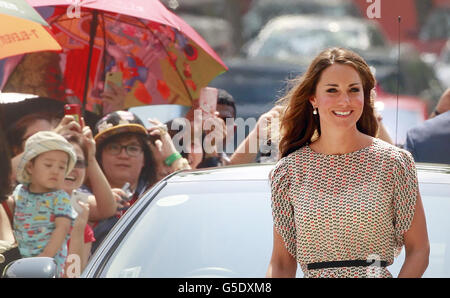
[[94, 111, 148, 147]]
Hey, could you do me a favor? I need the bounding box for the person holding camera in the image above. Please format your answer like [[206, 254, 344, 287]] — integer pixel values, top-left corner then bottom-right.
[[90, 110, 190, 252]]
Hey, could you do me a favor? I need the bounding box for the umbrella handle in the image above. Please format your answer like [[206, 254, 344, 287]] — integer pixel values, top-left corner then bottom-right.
[[82, 10, 99, 116]]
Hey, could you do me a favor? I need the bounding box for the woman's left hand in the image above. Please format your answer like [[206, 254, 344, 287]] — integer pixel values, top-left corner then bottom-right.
[[53, 115, 82, 138], [112, 188, 130, 216], [203, 114, 227, 155]]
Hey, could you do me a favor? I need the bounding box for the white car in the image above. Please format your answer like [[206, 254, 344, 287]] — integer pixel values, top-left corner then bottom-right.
[[4, 163, 450, 278], [245, 15, 388, 65], [242, 0, 362, 42]]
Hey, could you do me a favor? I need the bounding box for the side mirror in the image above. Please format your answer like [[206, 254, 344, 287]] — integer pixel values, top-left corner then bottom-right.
[[2, 257, 57, 278]]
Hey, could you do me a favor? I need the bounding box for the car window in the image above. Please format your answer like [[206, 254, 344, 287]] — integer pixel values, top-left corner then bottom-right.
[[99, 180, 274, 278]]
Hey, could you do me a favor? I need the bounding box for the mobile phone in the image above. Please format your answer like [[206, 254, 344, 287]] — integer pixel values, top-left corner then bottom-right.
[[198, 87, 218, 119], [104, 71, 123, 92], [121, 182, 133, 202], [64, 104, 82, 125], [70, 190, 89, 214]]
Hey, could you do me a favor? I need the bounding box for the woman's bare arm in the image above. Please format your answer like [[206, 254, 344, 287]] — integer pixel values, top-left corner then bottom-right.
[[266, 227, 297, 278], [397, 193, 430, 278]]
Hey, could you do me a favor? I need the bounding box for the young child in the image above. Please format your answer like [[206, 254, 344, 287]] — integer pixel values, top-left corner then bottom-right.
[[13, 131, 77, 277]]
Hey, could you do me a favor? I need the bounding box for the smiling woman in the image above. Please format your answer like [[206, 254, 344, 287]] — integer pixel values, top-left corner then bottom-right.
[[309, 65, 366, 139], [94, 112, 158, 192], [61, 131, 116, 275], [278, 47, 378, 157], [90, 110, 192, 253], [267, 47, 430, 278], [91, 111, 160, 253]]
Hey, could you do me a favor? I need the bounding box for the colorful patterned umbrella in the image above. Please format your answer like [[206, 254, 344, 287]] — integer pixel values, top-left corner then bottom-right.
[[0, 0, 227, 115], [0, 0, 61, 59]]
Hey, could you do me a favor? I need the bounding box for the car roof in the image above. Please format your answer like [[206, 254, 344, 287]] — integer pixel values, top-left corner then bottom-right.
[[249, 0, 358, 11], [168, 163, 275, 183], [253, 0, 354, 5], [220, 57, 305, 74], [166, 162, 450, 184], [251, 15, 383, 51], [260, 14, 375, 33]]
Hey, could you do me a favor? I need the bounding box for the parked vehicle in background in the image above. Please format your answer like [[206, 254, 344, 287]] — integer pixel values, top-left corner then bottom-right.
[[363, 50, 441, 147], [365, 53, 445, 113], [210, 57, 303, 152], [160, 0, 253, 56], [160, 0, 227, 18], [210, 57, 304, 121], [242, 0, 361, 42], [415, 6, 450, 57], [245, 15, 388, 66], [178, 14, 234, 58], [209, 53, 440, 146], [6, 163, 449, 278], [435, 40, 450, 89]]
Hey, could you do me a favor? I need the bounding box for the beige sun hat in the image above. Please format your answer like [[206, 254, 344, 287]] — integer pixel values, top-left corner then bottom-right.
[[16, 131, 77, 184]]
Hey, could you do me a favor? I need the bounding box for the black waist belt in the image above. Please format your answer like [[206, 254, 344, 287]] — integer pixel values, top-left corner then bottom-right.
[[307, 260, 388, 270]]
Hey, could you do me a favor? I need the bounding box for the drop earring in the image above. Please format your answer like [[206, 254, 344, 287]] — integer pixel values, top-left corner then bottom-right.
[[313, 107, 318, 115]]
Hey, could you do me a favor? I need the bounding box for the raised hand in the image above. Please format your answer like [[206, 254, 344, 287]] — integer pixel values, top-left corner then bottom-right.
[[53, 115, 82, 138]]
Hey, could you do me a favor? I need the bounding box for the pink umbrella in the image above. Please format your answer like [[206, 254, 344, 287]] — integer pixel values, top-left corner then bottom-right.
[[0, 0, 227, 114]]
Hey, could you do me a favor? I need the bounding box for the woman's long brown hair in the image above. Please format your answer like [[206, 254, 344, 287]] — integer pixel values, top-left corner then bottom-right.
[[278, 47, 379, 158]]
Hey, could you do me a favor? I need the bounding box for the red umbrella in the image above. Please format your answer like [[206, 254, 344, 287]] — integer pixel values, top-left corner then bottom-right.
[[0, 0, 227, 114]]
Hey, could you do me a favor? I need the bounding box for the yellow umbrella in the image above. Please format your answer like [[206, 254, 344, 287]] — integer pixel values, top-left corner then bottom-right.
[[0, 0, 61, 60]]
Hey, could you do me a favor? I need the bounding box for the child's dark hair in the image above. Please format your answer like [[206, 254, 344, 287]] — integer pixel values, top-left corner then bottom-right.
[[217, 88, 236, 118], [6, 111, 60, 156]]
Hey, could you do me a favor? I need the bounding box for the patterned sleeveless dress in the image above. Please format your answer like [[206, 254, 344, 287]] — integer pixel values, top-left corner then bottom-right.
[[270, 138, 418, 278]]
